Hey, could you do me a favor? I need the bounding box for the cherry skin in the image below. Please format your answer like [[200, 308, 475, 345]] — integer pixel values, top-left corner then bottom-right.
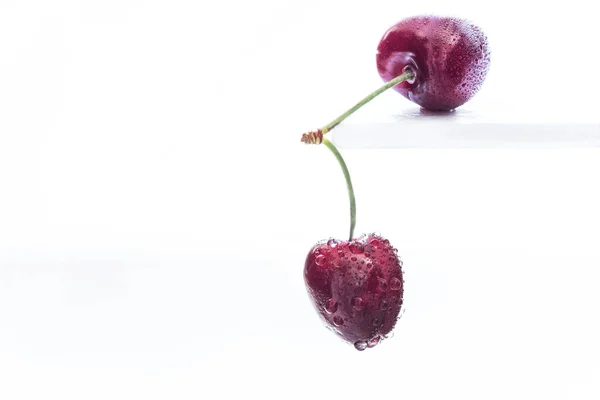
[[304, 233, 404, 350], [376, 15, 491, 111]]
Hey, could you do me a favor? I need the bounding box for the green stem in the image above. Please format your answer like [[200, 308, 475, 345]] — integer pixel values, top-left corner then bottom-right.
[[301, 70, 414, 239], [322, 138, 356, 241], [321, 69, 414, 134]]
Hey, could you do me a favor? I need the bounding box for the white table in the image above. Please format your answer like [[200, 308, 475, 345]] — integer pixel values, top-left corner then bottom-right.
[[333, 102, 600, 148]]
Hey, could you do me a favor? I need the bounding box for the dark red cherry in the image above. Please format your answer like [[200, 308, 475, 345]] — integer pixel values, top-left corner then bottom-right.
[[376, 15, 491, 111], [304, 234, 404, 351]]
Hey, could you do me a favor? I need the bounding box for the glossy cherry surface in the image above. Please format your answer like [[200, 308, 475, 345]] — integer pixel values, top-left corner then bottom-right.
[[376, 15, 490, 111], [304, 233, 404, 350]]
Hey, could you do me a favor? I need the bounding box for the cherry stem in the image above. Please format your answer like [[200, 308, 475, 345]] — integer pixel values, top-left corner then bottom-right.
[[301, 69, 415, 239], [322, 138, 356, 241], [321, 68, 415, 135]]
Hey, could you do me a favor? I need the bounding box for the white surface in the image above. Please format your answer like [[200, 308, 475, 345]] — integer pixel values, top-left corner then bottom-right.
[[2, 1, 600, 400], [333, 105, 600, 148]]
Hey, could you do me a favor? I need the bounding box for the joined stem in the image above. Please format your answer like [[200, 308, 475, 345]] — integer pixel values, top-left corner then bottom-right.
[[322, 138, 356, 241], [302, 70, 415, 241]]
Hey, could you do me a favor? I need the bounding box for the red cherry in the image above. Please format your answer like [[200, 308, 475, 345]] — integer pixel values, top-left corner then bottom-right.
[[377, 15, 491, 111], [304, 233, 404, 350]]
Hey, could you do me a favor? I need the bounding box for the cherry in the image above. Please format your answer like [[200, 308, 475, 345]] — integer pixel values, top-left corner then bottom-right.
[[305, 234, 404, 350], [377, 15, 491, 111]]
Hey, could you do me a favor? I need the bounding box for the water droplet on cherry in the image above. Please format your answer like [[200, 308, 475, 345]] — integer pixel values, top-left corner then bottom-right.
[[349, 242, 364, 254], [351, 296, 365, 311], [380, 300, 388, 310], [315, 254, 326, 266], [354, 341, 368, 351], [325, 299, 338, 314], [369, 238, 381, 248], [327, 238, 339, 248], [333, 316, 344, 326], [390, 277, 402, 290]]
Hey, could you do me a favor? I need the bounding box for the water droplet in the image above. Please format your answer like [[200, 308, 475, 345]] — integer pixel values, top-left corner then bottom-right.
[[366, 263, 373, 269], [315, 255, 326, 266], [380, 300, 388, 310], [338, 249, 345, 258], [327, 238, 339, 248], [325, 299, 338, 314], [390, 277, 402, 291], [354, 341, 368, 351], [351, 296, 365, 311], [367, 336, 380, 348], [369, 238, 381, 248], [351, 256, 357, 262], [378, 278, 388, 291], [372, 318, 381, 327], [333, 316, 344, 326], [349, 242, 364, 254]]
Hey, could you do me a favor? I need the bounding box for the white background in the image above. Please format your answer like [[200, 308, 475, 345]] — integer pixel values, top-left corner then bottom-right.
[[1, 1, 599, 399]]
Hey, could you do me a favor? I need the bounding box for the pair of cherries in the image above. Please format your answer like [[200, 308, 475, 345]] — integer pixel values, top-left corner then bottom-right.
[[302, 15, 491, 351]]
